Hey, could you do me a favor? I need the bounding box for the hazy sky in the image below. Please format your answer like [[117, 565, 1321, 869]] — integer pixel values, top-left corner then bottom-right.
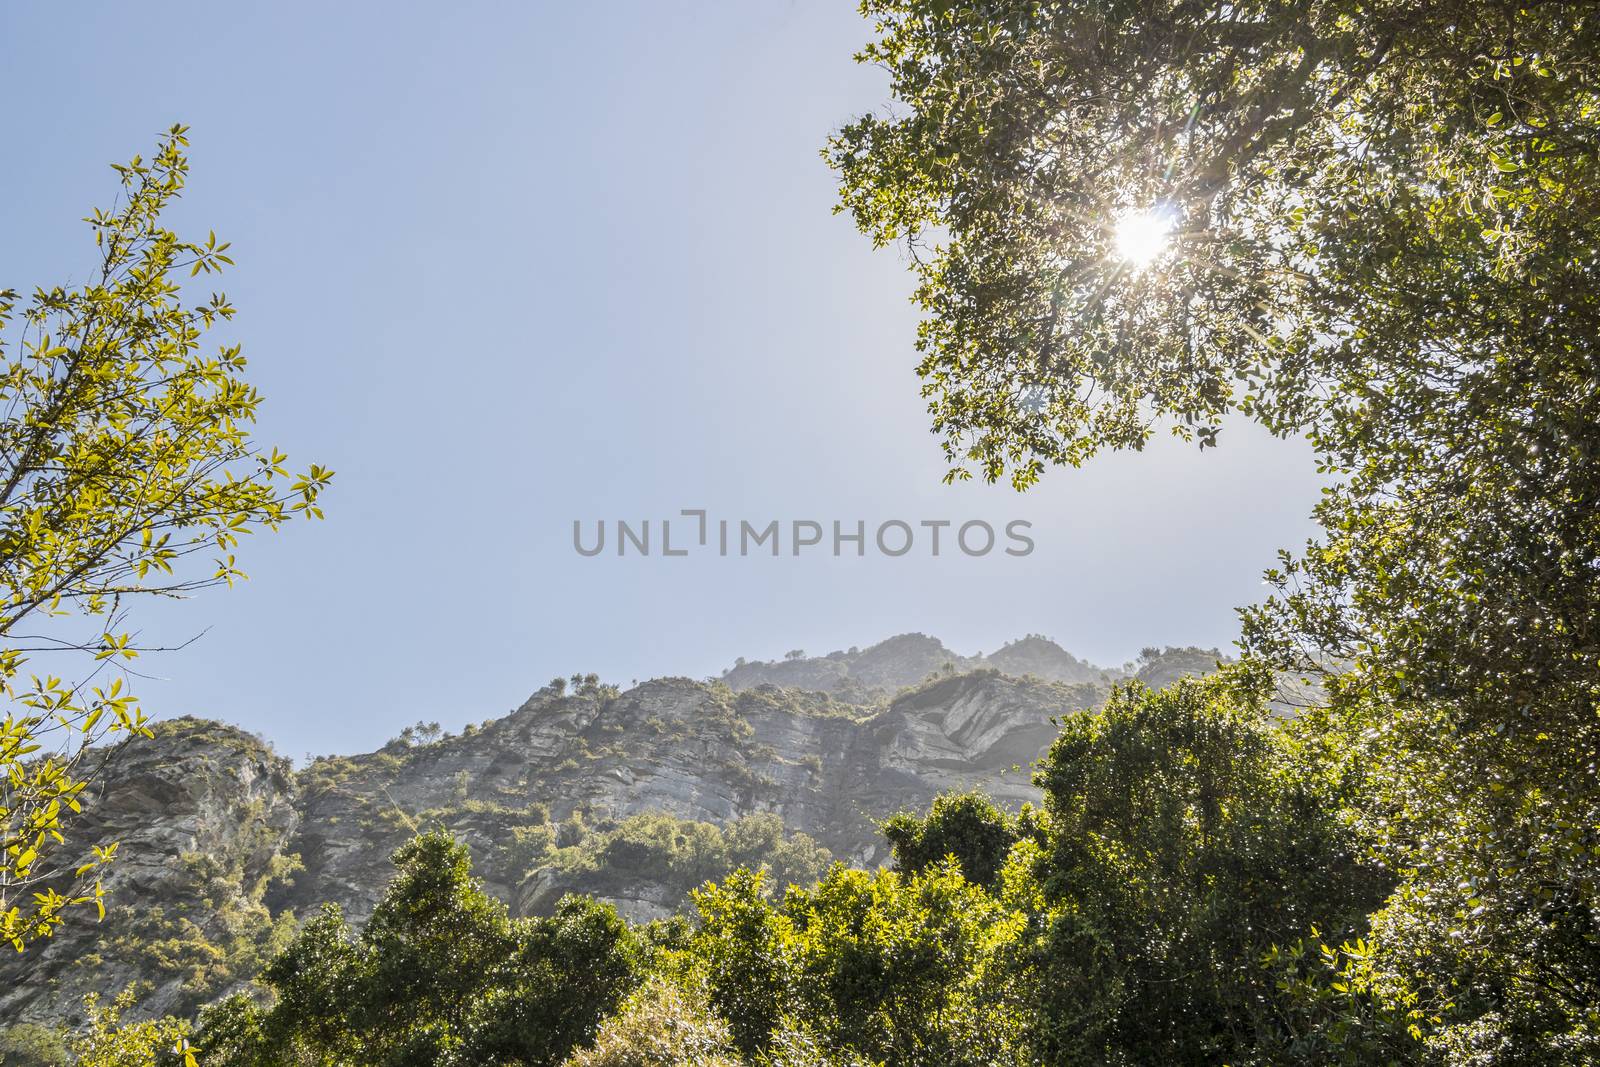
[[1, 3, 1322, 759]]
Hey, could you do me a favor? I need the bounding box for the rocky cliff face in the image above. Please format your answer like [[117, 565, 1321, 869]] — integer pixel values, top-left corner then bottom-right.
[[2, 634, 1214, 1025], [287, 669, 1097, 927], [0, 719, 300, 1026]]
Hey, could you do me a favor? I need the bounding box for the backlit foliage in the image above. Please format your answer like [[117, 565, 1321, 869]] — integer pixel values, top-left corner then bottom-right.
[[0, 127, 330, 952], [829, 2, 1600, 1057]]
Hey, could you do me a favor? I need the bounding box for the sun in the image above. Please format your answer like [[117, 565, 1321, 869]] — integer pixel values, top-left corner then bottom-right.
[[1113, 207, 1174, 268]]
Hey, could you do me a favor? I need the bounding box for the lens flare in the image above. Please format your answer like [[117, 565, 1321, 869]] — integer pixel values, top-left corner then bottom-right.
[[1113, 208, 1174, 268]]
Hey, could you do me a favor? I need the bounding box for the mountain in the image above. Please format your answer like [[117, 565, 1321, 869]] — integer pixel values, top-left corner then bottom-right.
[[0, 635, 1216, 1027], [288, 670, 1091, 925], [721, 632, 1112, 694]]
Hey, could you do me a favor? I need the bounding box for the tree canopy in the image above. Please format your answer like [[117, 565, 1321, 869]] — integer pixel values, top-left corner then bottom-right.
[[830, 2, 1600, 1059]]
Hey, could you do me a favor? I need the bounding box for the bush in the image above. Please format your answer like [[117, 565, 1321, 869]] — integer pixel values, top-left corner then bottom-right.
[[0, 1023, 69, 1067], [69, 991, 195, 1067], [546, 812, 830, 902], [561, 975, 738, 1067]]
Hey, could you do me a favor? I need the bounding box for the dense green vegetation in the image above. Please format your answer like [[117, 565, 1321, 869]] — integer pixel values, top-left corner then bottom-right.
[[196, 834, 643, 1067], [12, 669, 1409, 1066], [537, 812, 831, 905]]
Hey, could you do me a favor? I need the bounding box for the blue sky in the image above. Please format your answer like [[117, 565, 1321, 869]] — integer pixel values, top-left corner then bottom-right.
[[1, 3, 1321, 759]]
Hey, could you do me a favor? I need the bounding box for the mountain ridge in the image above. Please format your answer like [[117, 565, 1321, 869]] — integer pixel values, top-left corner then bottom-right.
[[1, 636, 1224, 1026], [720, 632, 1115, 694]]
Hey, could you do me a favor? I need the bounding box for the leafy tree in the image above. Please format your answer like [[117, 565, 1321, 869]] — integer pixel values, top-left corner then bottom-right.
[[693, 862, 1028, 1065], [880, 790, 1023, 890], [1321, 687, 1600, 1063], [829, 1, 1595, 487], [450, 894, 642, 1066], [785, 862, 1025, 1065], [691, 869, 795, 1060], [1022, 667, 1391, 1064], [0, 126, 330, 952], [756, 1018, 879, 1067], [569, 673, 604, 696], [201, 831, 642, 1067], [830, 2, 1600, 1056]]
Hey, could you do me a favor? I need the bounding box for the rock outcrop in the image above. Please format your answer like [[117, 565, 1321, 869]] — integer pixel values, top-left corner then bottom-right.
[[1, 719, 299, 1026], [1, 633, 1220, 1025], [288, 670, 1098, 926]]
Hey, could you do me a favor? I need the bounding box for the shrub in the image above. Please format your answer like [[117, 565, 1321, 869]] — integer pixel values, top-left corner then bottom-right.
[[560, 975, 738, 1067]]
